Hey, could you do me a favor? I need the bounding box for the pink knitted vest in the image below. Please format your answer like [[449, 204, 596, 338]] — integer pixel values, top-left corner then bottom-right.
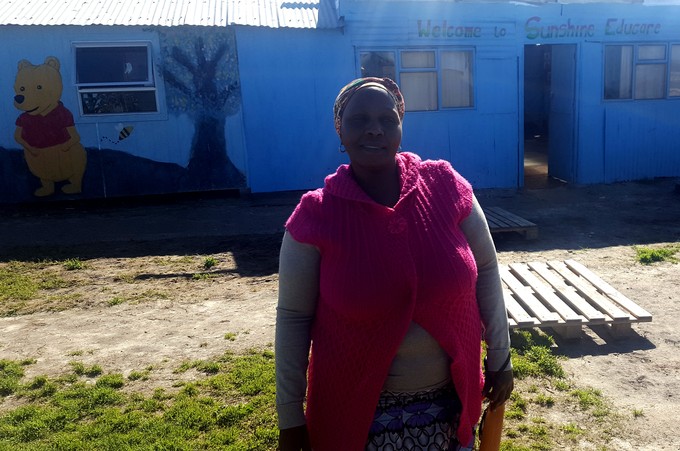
[[285, 152, 483, 450]]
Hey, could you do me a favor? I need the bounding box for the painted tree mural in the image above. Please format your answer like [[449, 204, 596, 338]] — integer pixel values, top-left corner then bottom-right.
[[160, 27, 245, 189]]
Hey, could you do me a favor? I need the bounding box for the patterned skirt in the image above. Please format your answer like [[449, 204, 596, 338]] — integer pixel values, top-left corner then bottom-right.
[[365, 384, 473, 451]]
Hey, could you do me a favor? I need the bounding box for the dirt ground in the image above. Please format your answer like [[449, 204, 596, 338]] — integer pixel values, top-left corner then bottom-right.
[[1, 178, 679, 450]]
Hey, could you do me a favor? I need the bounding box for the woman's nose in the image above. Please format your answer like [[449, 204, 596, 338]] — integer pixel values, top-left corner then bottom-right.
[[365, 119, 384, 135]]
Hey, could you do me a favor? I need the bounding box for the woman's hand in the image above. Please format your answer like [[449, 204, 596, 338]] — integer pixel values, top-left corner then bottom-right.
[[482, 368, 514, 411], [278, 424, 311, 451]]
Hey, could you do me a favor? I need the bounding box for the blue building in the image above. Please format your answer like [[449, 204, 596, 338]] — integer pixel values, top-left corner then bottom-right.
[[1, 0, 679, 203]]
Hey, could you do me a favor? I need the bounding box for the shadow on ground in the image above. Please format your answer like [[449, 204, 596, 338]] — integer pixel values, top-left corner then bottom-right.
[[2, 179, 679, 276]]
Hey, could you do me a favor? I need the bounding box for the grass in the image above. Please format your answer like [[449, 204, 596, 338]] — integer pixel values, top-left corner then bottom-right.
[[203, 256, 219, 269], [0, 255, 636, 449], [108, 296, 125, 306], [0, 350, 278, 450], [0, 260, 86, 316], [495, 329, 621, 450], [69, 361, 103, 377], [634, 244, 679, 264], [127, 370, 150, 382], [0, 262, 40, 303], [3, 329, 624, 451], [0, 252, 246, 317], [0, 256, 182, 315], [1, 326, 624, 450], [63, 258, 85, 271]]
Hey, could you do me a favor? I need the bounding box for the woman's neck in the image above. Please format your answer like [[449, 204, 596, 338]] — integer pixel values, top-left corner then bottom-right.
[[351, 162, 401, 207]]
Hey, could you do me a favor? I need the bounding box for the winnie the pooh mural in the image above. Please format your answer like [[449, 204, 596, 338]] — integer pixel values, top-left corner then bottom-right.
[[14, 56, 87, 197]]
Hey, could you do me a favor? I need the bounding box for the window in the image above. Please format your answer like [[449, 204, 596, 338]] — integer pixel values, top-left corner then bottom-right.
[[360, 48, 474, 111], [74, 43, 159, 116], [360, 52, 396, 81], [604, 44, 673, 100], [441, 51, 473, 108], [604, 46, 632, 99], [400, 51, 437, 111], [670, 45, 680, 97]]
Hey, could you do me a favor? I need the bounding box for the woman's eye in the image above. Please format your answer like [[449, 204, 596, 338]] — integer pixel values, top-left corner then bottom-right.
[[348, 116, 367, 125]]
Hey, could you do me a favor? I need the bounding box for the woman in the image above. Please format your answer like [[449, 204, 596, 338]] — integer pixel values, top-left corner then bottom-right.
[[276, 77, 513, 451]]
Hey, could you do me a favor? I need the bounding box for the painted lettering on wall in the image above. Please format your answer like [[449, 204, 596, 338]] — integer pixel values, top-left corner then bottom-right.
[[416, 17, 663, 41], [525, 16, 661, 40], [525, 16, 595, 39], [417, 20, 482, 38], [605, 19, 661, 36]]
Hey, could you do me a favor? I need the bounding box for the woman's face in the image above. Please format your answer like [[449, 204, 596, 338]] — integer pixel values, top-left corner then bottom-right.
[[339, 86, 402, 171]]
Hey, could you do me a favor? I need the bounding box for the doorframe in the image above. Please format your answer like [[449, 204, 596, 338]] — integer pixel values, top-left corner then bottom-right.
[[548, 43, 579, 184], [520, 42, 580, 187]]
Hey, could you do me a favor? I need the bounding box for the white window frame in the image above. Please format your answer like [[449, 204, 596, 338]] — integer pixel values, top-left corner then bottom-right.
[[604, 43, 680, 101], [73, 41, 161, 117], [358, 47, 475, 112]]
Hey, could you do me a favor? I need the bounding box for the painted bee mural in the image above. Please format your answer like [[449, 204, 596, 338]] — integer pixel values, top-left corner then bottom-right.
[[101, 123, 134, 144]]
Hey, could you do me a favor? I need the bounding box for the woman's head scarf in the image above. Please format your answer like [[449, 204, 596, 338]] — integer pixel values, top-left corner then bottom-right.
[[333, 77, 405, 135]]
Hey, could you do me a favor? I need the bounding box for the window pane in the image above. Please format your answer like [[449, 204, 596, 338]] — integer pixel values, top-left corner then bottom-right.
[[670, 45, 680, 97], [360, 52, 396, 79], [80, 90, 158, 115], [401, 72, 437, 111], [604, 45, 633, 99], [441, 51, 473, 108], [76, 46, 151, 84], [635, 64, 667, 99], [638, 45, 665, 61], [401, 51, 435, 69]]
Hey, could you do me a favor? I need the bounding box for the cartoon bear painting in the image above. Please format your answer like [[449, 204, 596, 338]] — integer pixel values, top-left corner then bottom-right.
[[14, 57, 87, 197]]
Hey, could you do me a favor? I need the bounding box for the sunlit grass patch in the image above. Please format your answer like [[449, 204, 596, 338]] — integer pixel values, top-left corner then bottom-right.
[[510, 329, 566, 379], [0, 263, 39, 303], [203, 256, 218, 269], [69, 362, 103, 378], [634, 244, 679, 264], [0, 351, 278, 450], [63, 258, 85, 271], [0, 260, 88, 316], [0, 359, 27, 396]]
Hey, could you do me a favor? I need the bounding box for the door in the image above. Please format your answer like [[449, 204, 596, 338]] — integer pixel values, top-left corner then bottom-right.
[[548, 44, 577, 182]]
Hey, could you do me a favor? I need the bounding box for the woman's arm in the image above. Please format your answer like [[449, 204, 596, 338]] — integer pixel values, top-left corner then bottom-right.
[[460, 195, 514, 408], [275, 231, 320, 439]]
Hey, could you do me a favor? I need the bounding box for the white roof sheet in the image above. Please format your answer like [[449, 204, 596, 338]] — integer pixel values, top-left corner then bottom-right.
[[0, 0, 338, 28]]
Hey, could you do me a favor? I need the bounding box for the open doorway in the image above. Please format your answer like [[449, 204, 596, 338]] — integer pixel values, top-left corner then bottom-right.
[[523, 44, 576, 189]]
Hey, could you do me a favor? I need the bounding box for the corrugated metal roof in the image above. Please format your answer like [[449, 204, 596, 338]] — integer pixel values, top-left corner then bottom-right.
[[0, 0, 339, 28]]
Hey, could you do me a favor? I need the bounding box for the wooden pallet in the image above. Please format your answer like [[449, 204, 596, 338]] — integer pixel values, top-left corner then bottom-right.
[[485, 207, 538, 240], [501, 259, 652, 339]]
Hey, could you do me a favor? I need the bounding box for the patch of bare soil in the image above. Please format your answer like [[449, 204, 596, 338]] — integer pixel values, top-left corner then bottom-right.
[[1, 180, 679, 449]]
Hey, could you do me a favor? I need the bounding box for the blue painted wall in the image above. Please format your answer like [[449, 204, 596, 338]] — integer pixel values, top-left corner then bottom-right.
[[336, 1, 524, 189], [1, 25, 247, 203], [3, 1, 680, 204], [234, 26, 352, 193], [329, 1, 680, 189]]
